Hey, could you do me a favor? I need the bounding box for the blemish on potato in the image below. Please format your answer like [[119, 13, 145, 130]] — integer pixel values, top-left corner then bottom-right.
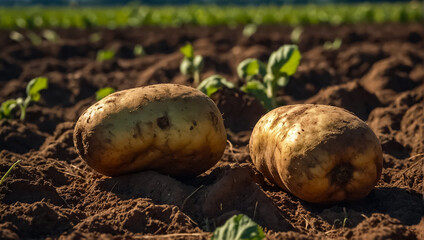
[[157, 116, 169, 129], [135, 122, 142, 137], [270, 115, 282, 129], [330, 163, 354, 186], [209, 112, 218, 128], [74, 129, 85, 158], [108, 130, 115, 137]]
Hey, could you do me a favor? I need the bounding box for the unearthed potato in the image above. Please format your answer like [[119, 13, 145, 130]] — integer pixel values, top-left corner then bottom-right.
[[73, 84, 227, 177], [249, 104, 383, 203]]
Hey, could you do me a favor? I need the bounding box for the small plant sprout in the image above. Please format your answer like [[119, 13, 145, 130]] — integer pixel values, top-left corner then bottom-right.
[[237, 44, 301, 111], [179, 43, 204, 87], [41, 29, 60, 43], [242, 24, 258, 38], [27, 31, 42, 46], [197, 75, 235, 96], [9, 31, 24, 42], [89, 32, 102, 43], [290, 26, 303, 44], [96, 87, 115, 101], [0, 77, 48, 121], [323, 38, 342, 50], [133, 44, 146, 56], [237, 58, 267, 82], [0, 160, 21, 185], [212, 214, 265, 240], [96, 49, 115, 62]]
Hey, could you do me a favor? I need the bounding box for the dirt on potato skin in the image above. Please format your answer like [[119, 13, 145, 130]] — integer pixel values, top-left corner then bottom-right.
[[0, 23, 423, 239]]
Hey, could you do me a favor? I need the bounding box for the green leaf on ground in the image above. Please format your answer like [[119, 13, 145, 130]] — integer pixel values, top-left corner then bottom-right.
[[96, 87, 115, 101], [237, 58, 267, 81], [26, 77, 48, 102], [197, 75, 234, 96], [180, 43, 194, 59], [267, 44, 301, 78], [211, 214, 265, 240]]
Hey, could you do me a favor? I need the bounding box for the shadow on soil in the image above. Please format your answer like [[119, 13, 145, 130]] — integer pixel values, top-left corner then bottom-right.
[[303, 187, 424, 228]]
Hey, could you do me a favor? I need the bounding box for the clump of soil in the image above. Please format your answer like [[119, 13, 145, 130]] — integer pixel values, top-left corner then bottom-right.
[[1, 24, 423, 239]]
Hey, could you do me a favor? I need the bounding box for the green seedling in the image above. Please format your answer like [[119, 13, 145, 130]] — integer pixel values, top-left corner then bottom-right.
[[179, 43, 204, 87], [0, 159, 21, 185], [0, 77, 48, 121], [237, 44, 301, 111], [96, 49, 115, 62], [242, 24, 257, 38], [89, 32, 102, 43], [197, 75, 235, 96], [41, 29, 60, 43], [290, 26, 303, 44], [27, 31, 42, 46], [9, 31, 24, 42], [211, 214, 265, 240], [133, 44, 145, 56], [237, 58, 267, 82], [96, 87, 115, 101], [323, 38, 342, 50]]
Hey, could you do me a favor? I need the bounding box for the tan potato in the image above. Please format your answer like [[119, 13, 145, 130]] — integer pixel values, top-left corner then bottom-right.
[[73, 84, 227, 177], [249, 104, 383, 203]]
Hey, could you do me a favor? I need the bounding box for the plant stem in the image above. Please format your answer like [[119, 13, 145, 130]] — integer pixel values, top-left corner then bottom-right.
[[266, 81, 277, 110], [193, 71, 200, 87], [19, 105, 26, 121], [0, 159, 21, 185]]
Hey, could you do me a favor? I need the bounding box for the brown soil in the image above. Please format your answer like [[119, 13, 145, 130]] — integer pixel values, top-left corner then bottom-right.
[[1, 23, 423, 239]]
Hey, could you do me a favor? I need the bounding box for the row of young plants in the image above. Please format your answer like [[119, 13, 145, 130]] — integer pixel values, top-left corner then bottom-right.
[[0, 42, 300, 119], [180, 42, 301, 111], [0, 2, 422, 29]]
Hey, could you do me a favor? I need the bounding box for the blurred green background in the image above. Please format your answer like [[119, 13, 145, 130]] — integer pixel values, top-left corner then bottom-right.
[[0, 1, 422, 29]]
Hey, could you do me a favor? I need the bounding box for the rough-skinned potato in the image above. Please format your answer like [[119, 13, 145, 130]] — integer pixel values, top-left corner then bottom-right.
[[73, 84, 227, 177], [249, 104, 383, 203]]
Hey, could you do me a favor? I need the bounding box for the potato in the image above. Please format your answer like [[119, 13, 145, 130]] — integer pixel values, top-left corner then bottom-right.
[[249, 104, 383, 203], [73, 84, 227, 177]]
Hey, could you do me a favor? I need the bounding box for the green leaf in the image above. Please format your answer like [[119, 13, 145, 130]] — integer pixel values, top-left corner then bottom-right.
[[197, 75, 235, 96], [211, 214, 266, 240], [96, 49, 115, 62], [323, 38, 342, 50], [290, 26, 303, 44], [96, 87, 115, 101], [0, 159, 21, 185], [267, 44, 301, 78], [27, 31, 42, 46], [26, 77, 48, 102], [9, 31, 24, 42], [134, 44, 145, 56], [276, 76, 289, 87], [193, 55, 204, 71], [237, 58, 266, 81], [89, 32, 102, 43], [180, 58, 194, 75], [42, 29, 59, 42], [180, 43, 194, 59], [242, 24, 257, 37], [1, 99, 17, 118], [241, 81, 273, 111]]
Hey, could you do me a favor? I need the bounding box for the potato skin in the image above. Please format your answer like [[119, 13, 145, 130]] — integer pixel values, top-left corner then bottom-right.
[[249, 104, 383, 203], [73, 84, 227, 177]]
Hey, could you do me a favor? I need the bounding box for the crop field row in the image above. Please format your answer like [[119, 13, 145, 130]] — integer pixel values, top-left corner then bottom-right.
[[0, 2, 422, 29]]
